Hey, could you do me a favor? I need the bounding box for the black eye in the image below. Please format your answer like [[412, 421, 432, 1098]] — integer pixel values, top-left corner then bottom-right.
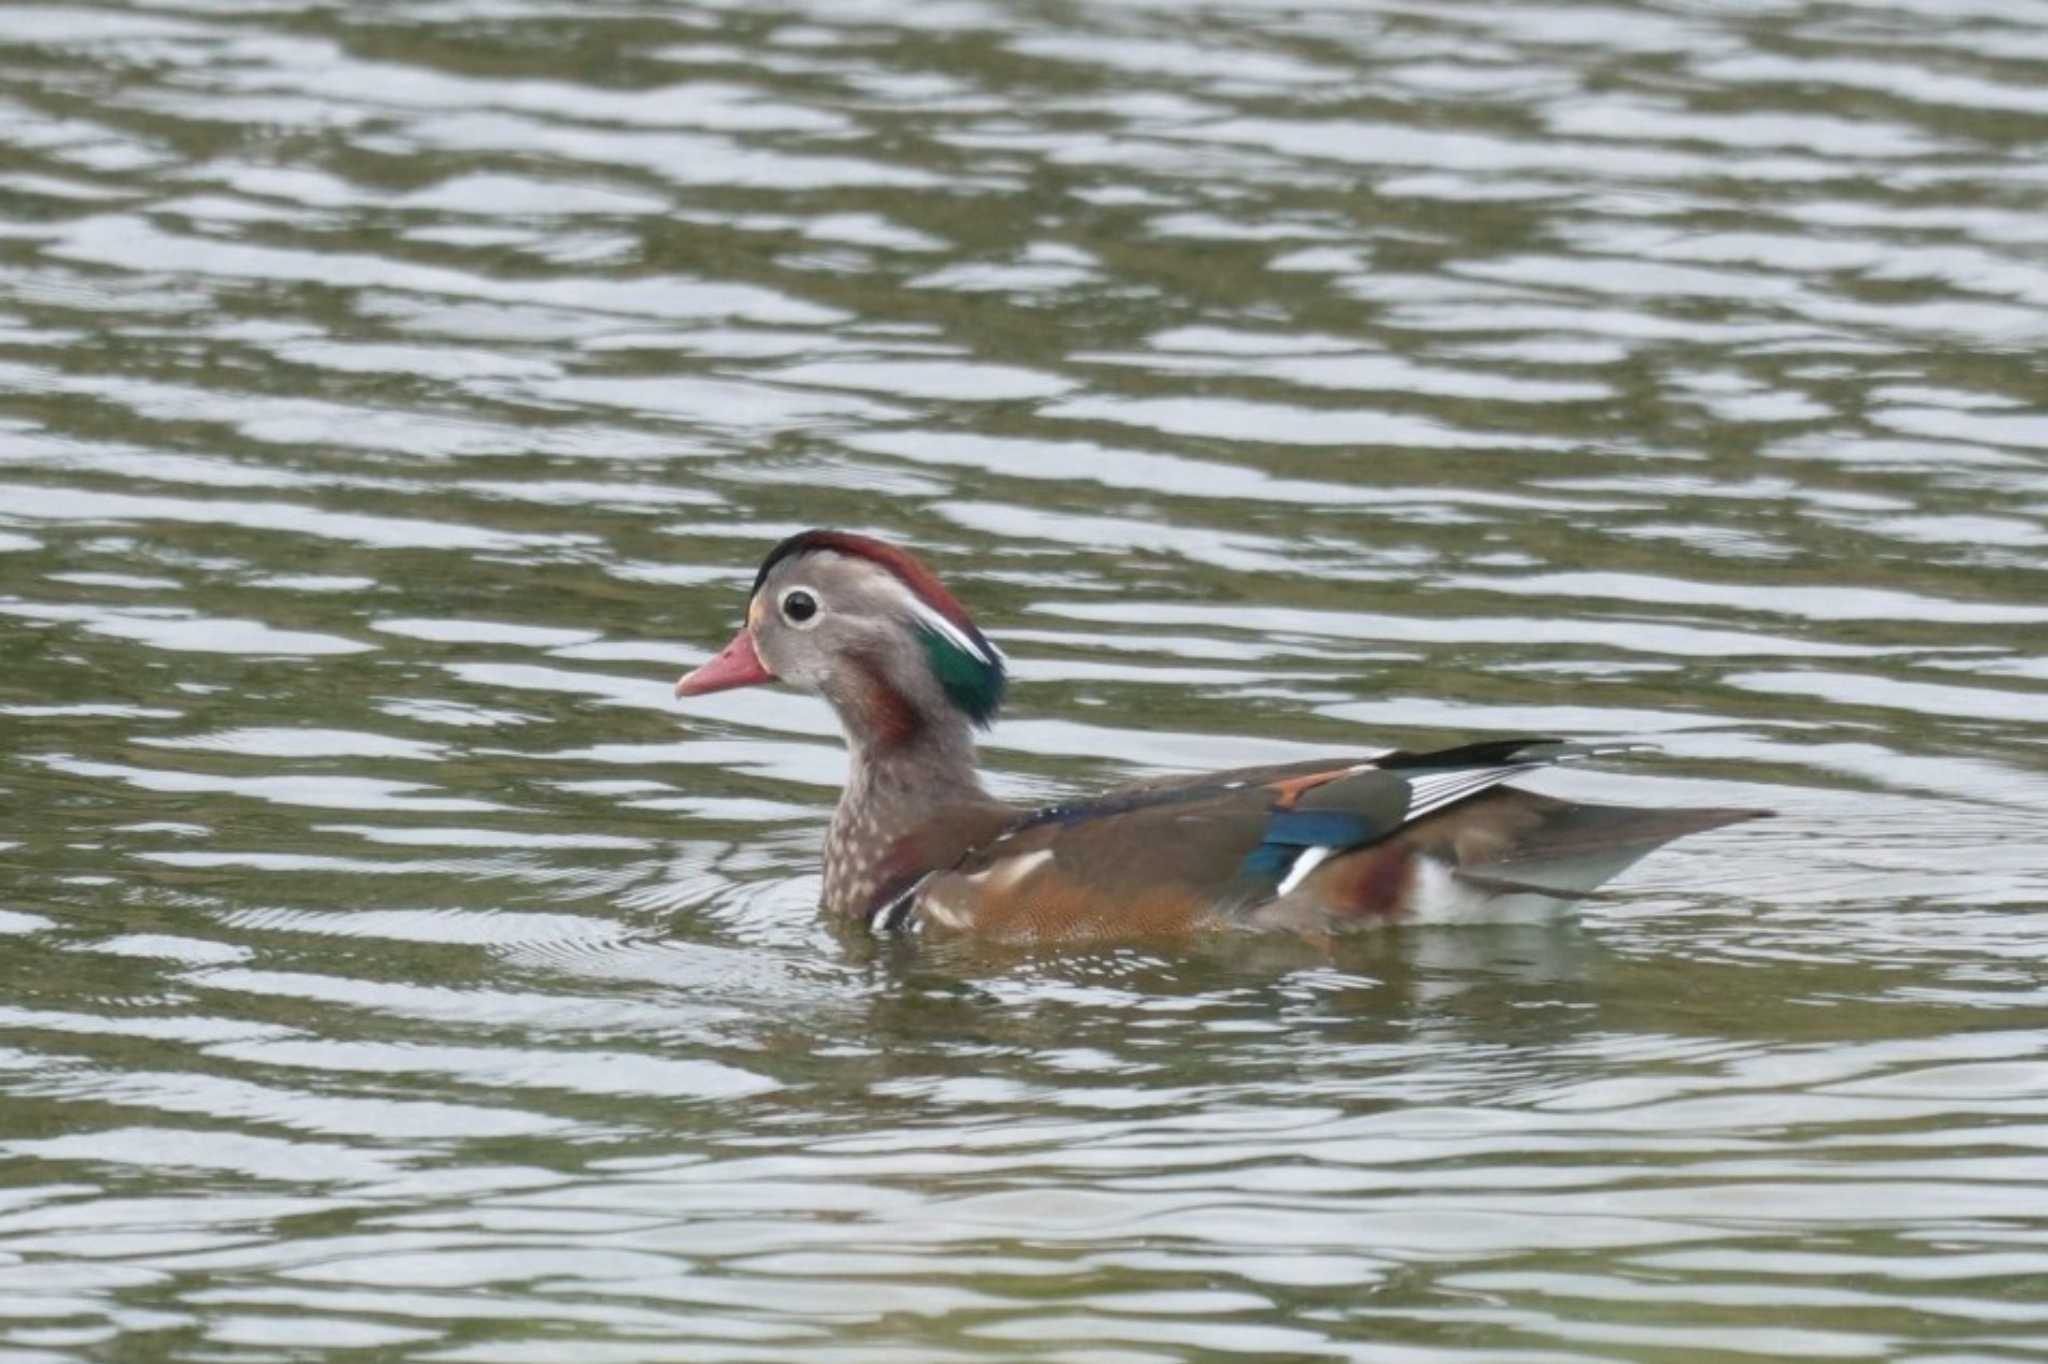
[[781, 589, 819, 625]]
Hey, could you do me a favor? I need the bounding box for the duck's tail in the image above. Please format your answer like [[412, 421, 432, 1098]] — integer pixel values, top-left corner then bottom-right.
[[1286, 790, 1771, 928], [1452, 796, 1768, 902]]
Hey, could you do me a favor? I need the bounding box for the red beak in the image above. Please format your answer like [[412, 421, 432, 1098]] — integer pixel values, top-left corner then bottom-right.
[[675, 627, 774, 698]]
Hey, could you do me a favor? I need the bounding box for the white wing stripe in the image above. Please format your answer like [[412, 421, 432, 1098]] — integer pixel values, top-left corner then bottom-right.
[[1403, 765, 1537, 821], [1406, 768, 1509, 809], [1276, 845, 1336, 896]]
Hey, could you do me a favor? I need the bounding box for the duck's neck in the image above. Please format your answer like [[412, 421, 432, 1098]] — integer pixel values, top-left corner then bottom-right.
[[823, 717, 986, 922]]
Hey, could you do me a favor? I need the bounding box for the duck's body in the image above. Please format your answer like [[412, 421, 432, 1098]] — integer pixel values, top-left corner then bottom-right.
[[677, 531, 1765, 945]]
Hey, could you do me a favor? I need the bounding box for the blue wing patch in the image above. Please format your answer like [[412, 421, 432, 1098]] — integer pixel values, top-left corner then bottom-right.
[[1240, 809, 1374, 880]]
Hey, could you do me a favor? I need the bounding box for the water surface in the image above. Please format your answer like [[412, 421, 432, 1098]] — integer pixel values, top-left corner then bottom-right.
[[3, 1, 2047, 1359]]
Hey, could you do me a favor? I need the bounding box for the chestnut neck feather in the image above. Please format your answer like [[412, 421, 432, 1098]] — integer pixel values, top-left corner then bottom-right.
[[845, 649, 924, 751], [820, 648, 992, 922]]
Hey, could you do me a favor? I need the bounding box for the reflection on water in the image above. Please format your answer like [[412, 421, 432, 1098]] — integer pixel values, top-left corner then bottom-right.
[[3, 0, 2047, 1357]]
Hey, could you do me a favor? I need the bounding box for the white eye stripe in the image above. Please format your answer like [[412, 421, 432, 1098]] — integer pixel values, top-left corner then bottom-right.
[[900, 589, 999, 667]]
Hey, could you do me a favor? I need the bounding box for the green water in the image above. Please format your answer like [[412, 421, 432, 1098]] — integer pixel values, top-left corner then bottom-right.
[[2, 1, 2047, 1359]]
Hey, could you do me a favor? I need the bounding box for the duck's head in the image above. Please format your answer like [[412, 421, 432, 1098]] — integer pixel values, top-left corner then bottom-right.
[[675, 530, 1006, 748]]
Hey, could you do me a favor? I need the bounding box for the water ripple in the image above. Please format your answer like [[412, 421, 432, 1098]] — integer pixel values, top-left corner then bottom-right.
[[3, 0, 2047, 1358]]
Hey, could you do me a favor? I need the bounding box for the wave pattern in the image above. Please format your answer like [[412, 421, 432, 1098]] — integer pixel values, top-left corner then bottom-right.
[[2, 0, 2047, 1358]]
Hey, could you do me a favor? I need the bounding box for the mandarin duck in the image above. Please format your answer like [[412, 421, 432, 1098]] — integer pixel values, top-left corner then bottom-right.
[[675, 531, 1766, 943]]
